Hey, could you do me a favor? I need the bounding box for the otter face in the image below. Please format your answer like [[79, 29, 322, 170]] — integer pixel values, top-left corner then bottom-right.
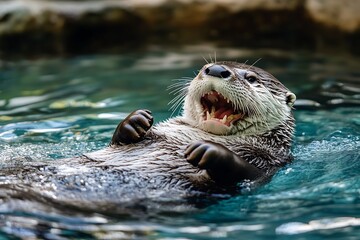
[[183, 61, 296, 136]]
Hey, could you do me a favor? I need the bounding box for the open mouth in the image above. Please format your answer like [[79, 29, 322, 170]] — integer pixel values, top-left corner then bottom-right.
[[200, 91, 245, 127]]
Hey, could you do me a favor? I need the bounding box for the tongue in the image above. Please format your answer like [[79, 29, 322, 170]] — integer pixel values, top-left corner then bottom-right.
[[214, 107, 233, 119]]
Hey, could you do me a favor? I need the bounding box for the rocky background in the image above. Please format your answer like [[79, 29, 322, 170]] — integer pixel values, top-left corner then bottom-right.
[[0, 0, 359, 57]]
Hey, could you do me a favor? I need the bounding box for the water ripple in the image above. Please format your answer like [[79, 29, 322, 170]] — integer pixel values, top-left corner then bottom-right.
[[0, 50, 360, 239], [276, 217, 360, 235]]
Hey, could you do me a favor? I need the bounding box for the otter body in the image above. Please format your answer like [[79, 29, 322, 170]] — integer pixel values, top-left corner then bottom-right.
[[86, 61, 296, 190], [1, 61, 296, 203]]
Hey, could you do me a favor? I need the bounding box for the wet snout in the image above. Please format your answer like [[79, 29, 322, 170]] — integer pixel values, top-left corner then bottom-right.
[[204, 64, 231, 79]]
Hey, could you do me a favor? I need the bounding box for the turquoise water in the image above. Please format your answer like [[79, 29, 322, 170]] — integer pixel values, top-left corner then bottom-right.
[[0, 47, 359, 239]]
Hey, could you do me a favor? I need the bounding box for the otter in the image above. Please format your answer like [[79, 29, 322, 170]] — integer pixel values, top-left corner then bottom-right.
[[84, 61, 296, 189], [0, 61, 296, 208]]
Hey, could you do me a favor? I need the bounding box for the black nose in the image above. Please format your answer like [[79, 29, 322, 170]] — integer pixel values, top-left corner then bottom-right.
[[204, 65, 231, 78]]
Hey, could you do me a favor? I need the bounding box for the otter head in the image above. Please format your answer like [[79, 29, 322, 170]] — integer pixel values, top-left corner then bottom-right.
[[183, 61, 296, 136]]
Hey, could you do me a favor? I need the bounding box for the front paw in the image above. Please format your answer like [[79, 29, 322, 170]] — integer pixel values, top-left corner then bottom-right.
[[184, 140, 232, 170], [185, 140, 264, 185], [111, 109, 153, 145]]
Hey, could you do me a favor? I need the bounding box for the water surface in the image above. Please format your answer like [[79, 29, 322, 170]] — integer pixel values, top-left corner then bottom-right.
[[0, 46, 359, 239]]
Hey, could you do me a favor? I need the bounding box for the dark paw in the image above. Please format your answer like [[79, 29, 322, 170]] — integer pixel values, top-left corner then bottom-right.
[[184, 140, 232, 170], [184, 140, 263, 185], [111, 109, 153, 145]]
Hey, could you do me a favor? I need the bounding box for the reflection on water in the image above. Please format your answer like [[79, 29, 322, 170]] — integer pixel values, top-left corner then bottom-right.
[[0, 47, 359, 239]]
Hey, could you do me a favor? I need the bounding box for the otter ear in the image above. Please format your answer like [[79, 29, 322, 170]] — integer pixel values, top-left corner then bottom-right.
[[286, 92, 296, 107]]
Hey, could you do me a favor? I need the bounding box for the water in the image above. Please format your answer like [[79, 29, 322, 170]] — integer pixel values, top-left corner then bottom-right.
[[0, 46, 359, 239]]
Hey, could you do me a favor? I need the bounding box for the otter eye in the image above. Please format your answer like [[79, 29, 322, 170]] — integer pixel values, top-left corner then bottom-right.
[[245, 73, 258, 83]]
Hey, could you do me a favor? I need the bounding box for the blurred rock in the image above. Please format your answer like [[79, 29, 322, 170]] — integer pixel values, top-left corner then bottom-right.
[[0, 0, 359, 56], [305, 0, 360, 32]]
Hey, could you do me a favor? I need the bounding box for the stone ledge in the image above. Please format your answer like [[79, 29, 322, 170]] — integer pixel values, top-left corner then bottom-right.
[[0, 0, 359, 56]]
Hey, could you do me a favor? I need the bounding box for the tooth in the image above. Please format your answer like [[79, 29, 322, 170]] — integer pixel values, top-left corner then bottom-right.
[[211, 106, 216, 117], [206, 111, 211, 120], [221, 115, 227, 123]]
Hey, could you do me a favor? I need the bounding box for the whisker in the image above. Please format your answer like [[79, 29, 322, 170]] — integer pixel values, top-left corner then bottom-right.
[[167, 88, 187, 95], [168, 81, 188, 86], [248, 58, 262, 69], [169, 87, 188, 95], [167, 82, 189, 90], [167, 86, 185, 93], [169, 103, 185, 116], [242, 60, 249, 68], [171, 77, 193, 82], [169, 94, 186, 117], [169, 101, 184, 113], [169, 95, 185, 110], [202, 55, 209, 64], [168, 77, 192, 91], [208, 54, 213, 63], [168, 93, 186, 104]]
